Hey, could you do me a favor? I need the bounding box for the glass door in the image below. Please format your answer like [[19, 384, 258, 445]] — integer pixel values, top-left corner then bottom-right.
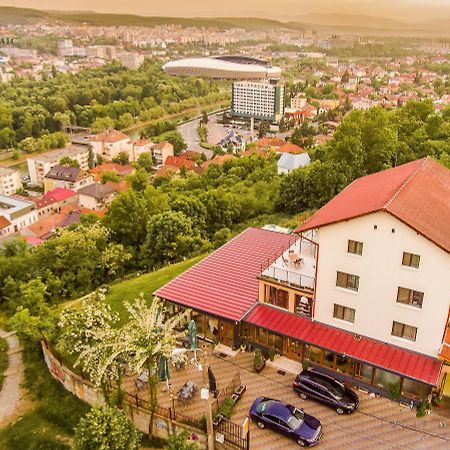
[[219, 320, 234, 348]]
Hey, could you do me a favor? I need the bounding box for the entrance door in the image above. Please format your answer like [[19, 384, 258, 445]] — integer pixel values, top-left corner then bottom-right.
[[219, 320, 234, 348], [283, 338, 303, 361]]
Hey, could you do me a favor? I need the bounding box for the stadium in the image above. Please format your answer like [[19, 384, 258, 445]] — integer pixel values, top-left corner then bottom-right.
[[163, 56, 282, 80]]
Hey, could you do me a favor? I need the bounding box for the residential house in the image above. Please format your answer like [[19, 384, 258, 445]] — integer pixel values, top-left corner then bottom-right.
[[77, 183, 116, 211], [130, 139, 154, 162], [90, 129, 131, 161], [0, 195, 38, 237], [155, 158, 449, 403], [0, 167, 22, 196], [151, 141, 174, 165], [27, 146, 90, 187], [89, 163, 135, 181], [277, 153, 311, 174], [35, 188, 78, 218], [44, 165, 94, 193]]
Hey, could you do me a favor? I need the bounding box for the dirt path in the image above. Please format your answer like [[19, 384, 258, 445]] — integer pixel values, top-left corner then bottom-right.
[[0, 329, 24, 427]]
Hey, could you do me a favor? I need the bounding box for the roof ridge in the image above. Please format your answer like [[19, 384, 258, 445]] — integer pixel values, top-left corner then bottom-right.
[[383, 157, 428, 210]]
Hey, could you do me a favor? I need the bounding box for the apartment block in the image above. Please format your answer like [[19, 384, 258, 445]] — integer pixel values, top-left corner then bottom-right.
[[27, 146, 90, 187], [231, 80, 285, 122], [0, 167, 22, 196]]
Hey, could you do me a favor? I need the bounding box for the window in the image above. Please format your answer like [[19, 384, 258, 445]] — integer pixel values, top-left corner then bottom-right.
[[397, 287, 424, 308], [336, 271, 360, 291], [333, 304, 355, 323], [348, 240, 363, 255], [265, 285, 289, 309], [391, 321, 417, 341], [402, 252, 420, 268]]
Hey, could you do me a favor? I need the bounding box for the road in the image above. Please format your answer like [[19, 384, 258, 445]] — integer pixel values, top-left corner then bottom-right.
[[177, 113, 232, 159]]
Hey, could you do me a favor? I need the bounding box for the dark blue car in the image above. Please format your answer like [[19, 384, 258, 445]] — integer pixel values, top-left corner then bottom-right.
[[249, 397, 323, 447]]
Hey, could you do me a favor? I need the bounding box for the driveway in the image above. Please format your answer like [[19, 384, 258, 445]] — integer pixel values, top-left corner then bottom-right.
[[229, 354, 450, 449]]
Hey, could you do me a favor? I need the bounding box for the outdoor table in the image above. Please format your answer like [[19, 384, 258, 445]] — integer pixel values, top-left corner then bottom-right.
[[138, 370, 149, 384], [177, 380, 197, 401]]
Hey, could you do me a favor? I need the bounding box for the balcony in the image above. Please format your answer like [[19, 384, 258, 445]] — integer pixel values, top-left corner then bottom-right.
[[260, 234, 317, 292]]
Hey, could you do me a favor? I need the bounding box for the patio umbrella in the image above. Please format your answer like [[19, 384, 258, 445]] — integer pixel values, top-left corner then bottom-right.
[[208, 366, 218, 397], [188, 319, 198, 350], [158, 355, 170, 389]]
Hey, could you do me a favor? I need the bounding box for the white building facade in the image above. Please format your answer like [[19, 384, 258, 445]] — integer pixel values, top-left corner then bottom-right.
[[313, 210, 449, 358], [0, 167, 22, 196], [231, 80, 285, 122]]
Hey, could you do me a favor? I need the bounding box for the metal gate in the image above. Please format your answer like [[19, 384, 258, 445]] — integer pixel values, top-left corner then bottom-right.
[[213, 416, 250, 450]]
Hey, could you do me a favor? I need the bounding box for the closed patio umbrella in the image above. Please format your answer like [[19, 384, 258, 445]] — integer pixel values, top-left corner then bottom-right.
[[158, 355, 170, 389], [188, 319, 198, 350], [208, 366, 218, 397]]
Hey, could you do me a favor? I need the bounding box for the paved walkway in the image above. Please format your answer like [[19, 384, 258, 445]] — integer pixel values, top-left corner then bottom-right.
[[0, 329, 23, 426]]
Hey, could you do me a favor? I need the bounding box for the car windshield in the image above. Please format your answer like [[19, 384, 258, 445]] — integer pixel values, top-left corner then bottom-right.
[[287, 406, 304, 430]]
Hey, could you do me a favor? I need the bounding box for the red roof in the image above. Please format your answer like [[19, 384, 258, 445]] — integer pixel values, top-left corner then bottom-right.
[[155, 228, 299, 321], [246, 304, 442, 385], [296, 158, 450, 253], [165, 156, 196, 170], [0, 216, 11, 230], [277, 143, 305, 154]]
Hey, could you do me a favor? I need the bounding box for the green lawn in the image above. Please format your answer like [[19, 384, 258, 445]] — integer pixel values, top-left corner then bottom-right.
[[0, 337, 7, 391], [105, 254, 206, 321]]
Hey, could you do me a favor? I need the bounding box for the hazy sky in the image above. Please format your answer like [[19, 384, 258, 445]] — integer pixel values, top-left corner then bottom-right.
[[2, 0, 450, 22]]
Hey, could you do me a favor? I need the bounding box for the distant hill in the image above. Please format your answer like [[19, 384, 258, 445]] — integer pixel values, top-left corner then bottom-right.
[[1, 6, 450, 37], [0, 6, 304, 31]]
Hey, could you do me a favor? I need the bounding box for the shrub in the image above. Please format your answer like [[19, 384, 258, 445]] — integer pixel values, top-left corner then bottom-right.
[[74, 405, 142, 450], [388, 380, 401, 401]]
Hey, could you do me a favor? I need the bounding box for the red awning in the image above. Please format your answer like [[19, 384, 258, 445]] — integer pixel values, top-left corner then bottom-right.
[[245, 303, 442, 386]]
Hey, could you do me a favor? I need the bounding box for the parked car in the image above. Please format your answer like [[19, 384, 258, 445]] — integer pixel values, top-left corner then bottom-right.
[[293, 369, 359, 414], [249, 397, 322, 447]]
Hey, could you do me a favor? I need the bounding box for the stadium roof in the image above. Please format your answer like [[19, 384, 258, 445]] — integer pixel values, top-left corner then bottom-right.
[[163, 56, 282, 80]]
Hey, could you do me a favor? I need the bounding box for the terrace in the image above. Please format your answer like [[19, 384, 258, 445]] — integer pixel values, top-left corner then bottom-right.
[[260, 231, 317, 293]]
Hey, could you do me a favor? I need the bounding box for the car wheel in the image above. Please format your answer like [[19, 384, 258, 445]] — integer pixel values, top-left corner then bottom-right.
[[336, 407, 345, 415], [257, 421, 265, 429], [299, 392, 307, 400], [297, 439, 306, 447]]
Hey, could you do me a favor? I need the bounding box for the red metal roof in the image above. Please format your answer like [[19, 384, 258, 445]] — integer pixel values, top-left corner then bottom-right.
[[245, 303, 442, 386], [155, 228, 299, 321], [296, 158, 450, 254]]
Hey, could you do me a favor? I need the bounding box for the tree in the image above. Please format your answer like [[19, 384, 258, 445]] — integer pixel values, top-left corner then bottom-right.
[[136, 152, 153, 172], [59, 156, 80, 168], [165, 431, 198, 450], [88, 145, 95, 169], [258, 121, 270, 138], [197, 122, 208, 143], [113, 151, 130, 165], [74, 405, 142, 450], [58, 291, 123, 399], [127, 168, 149, 192], [121, 296, 190, 437], [201, 111, 209, 124], [164, 131, 187, 156], [142, 211, 207, 266], [101, 171, 120, 184]]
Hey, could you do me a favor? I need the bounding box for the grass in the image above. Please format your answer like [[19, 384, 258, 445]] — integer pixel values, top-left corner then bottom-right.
[[0, 344, 90, 450], [0, 337, 7, 391], [104, 254, 206, 321]]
